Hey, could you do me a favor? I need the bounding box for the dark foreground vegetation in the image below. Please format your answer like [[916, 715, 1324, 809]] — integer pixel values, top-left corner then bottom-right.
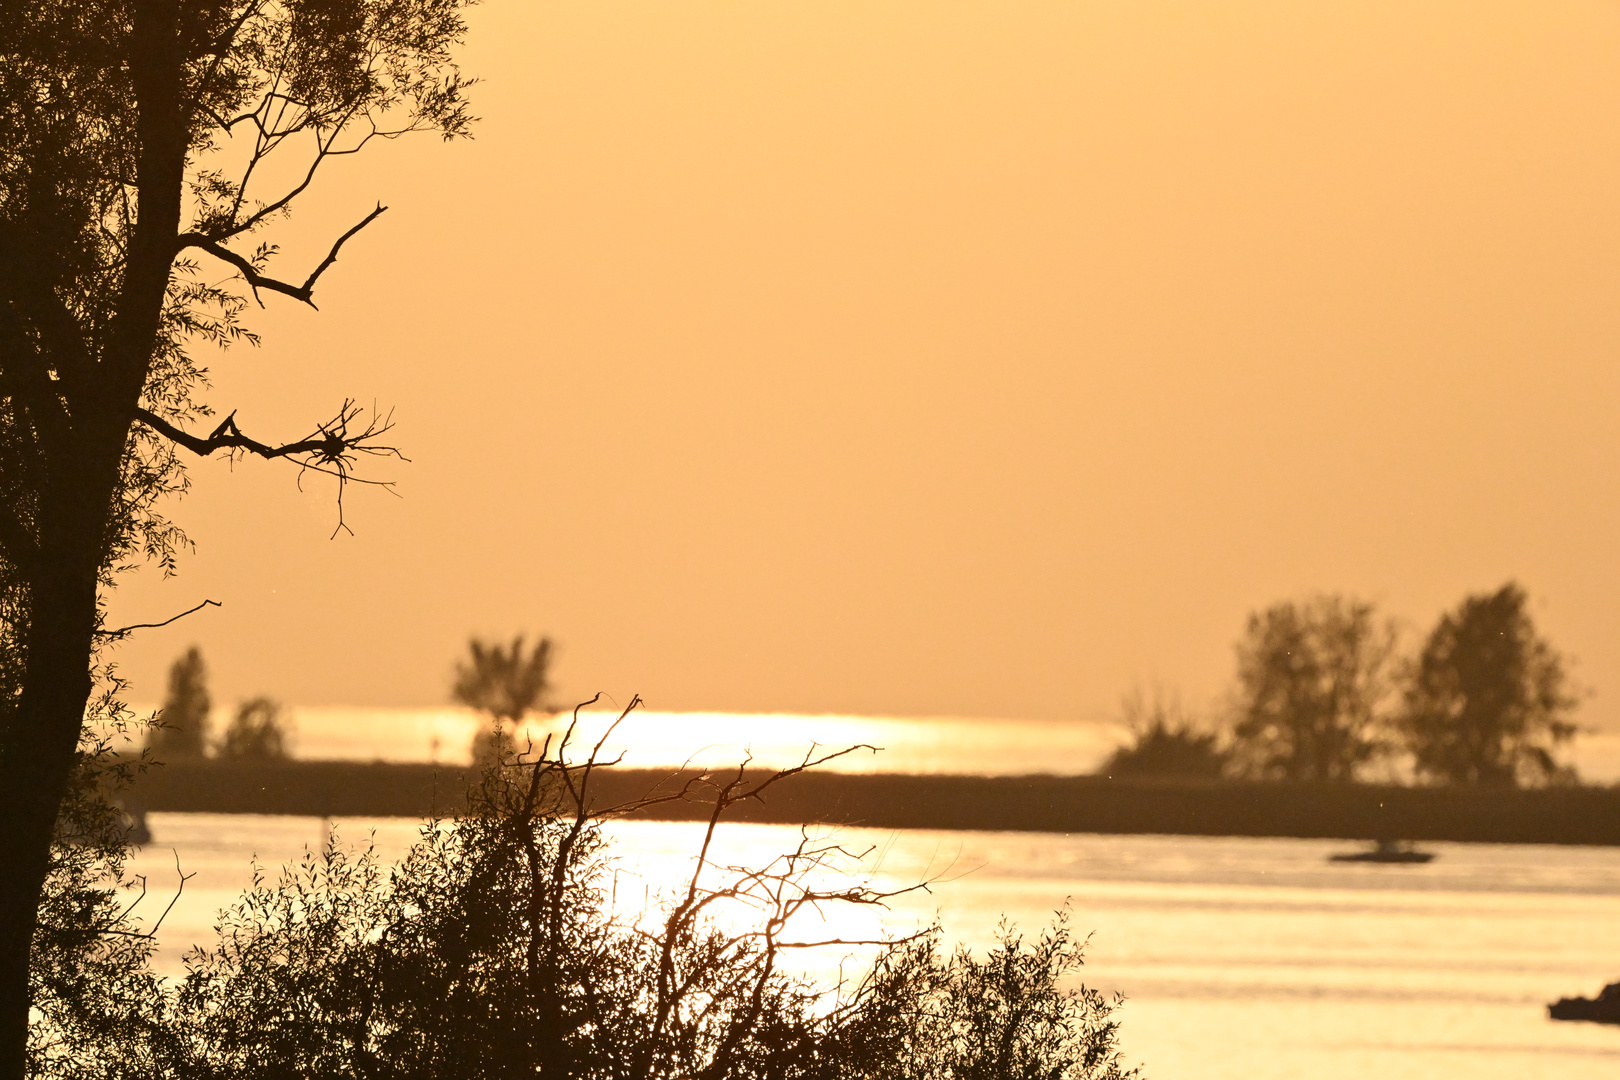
[[36, 707, 1139, 1080], [130, 759, 1620, 846], [0, 1, 480, 1068]]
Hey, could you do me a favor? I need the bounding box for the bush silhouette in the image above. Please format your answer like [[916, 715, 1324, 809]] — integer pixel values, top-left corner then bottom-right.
[[1103, 688, 1228, 779], [36, 702, 1140, 1079]]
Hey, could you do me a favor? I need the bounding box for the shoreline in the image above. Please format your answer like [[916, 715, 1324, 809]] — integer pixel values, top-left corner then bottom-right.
[[127, 761, 1620, 846]]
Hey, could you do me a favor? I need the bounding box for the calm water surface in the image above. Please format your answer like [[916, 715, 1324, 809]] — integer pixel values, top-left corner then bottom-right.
[[127, 814, 1620, 1080]]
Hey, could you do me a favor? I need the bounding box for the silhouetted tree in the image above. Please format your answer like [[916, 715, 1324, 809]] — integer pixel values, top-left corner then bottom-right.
[[146, 647, 210, 760], [1101, 686, 1228, 779], [1399, 582, 1579, 787], [0, 3, 474, 1069], [215, 697, 290, 761], [162, 708, 1139, 1079], [1228, 595, 1397, 782], [453, 635, 556, 763]]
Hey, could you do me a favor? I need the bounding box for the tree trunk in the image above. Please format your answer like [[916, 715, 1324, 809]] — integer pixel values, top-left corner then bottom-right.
[[0, 530, 107, 1079], [0, 4, 185, 1069]]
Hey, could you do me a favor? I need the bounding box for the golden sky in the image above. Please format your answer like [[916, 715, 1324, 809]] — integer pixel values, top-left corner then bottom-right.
[[109, 0, 1620, 727]]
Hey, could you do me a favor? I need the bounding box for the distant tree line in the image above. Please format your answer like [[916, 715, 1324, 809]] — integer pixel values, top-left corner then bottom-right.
[[146, 648, 290, 763], [154, 630, 547, 767], [1104, 582, 1581, 788]]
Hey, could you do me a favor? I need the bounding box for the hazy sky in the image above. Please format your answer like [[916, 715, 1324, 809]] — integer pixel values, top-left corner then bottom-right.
[[108, 0, 1620, 728]]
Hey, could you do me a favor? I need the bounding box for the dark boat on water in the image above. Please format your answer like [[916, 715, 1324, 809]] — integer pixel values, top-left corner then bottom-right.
[[1549, 982, 1620, 1025], [1328, 839, 1435, 864]]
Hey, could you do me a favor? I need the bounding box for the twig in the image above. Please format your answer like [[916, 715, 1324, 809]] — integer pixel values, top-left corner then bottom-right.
[[99, 850, 195, 940], [98, 598, 222, 640]]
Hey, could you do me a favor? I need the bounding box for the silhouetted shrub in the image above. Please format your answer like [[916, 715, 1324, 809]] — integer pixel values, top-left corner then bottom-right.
[[39, 702, 1140, 1079], [823, 913, 1131, 1079], [1102, 688, 1229, 779], [1103, 721, 1228, 779]]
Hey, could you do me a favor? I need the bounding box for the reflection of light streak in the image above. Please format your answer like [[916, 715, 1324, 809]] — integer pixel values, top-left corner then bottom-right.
[[234, 706, 1137, 775], [597, 820, 938, 988]]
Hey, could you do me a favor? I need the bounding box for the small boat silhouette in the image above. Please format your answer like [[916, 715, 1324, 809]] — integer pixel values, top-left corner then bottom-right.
[[1549, 981, 1620, 1024], [1328, 839, 1434, 864]]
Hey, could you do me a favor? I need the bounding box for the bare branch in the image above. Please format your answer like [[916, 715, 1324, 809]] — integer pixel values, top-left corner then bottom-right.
[[219, 105, 368, 240], [97, 598, 222, 641], [98, 850, 195, 940], [134, 400, 404, 536], [177, 203, 387, 309]]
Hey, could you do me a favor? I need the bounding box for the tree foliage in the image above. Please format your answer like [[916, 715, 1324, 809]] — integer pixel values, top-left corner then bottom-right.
[[453, 635, 556, 725], [1227, 595, 1397, 783], [453, 635, 556, 763], [1398, 582, 1579, 787], [1, 2, 475, 1064], [33, 706, 1141, 1080]]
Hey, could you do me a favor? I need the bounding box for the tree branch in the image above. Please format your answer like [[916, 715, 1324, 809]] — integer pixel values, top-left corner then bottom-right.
[[177, 203, 387, 309], [133, 402, 393, 464], [133, 400, 404, 536], [97, 598, 221, 641]]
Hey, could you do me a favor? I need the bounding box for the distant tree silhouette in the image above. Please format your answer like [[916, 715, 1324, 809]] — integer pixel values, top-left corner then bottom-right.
[[216, 697, 291, 762], [1228, 596, 1397, 783], [1101, 686, 1228, 779], [453, 635, 557, 763], [147, 648, 211, 761], [1399, 582, 1579, 787]]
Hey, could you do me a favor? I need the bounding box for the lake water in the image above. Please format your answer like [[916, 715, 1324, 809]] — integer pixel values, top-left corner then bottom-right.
[[127, 813, 1620, 1080], [115, 709, 1620, 1077]]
